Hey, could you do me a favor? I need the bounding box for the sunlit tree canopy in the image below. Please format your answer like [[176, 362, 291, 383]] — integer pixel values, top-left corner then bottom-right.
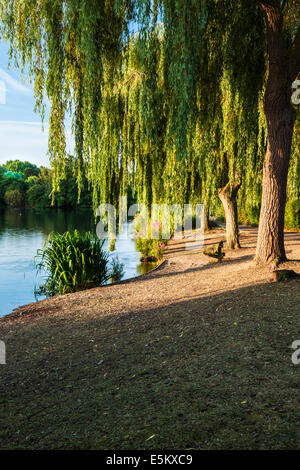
[[0, 0, 299, 222]]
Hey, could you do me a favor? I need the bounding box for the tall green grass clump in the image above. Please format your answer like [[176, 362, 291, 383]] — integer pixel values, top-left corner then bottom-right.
[[36, 230, 124, 296]]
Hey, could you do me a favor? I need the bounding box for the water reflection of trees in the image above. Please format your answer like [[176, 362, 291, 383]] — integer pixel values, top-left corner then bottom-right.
[[0, 209, 156, 280], [0, 208, 95, 237]]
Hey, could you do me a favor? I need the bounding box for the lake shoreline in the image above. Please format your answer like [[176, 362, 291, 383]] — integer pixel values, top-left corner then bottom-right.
[[3, 258, 167, 321], [0, 208, 152, 317], [2, 225, 300, 330]]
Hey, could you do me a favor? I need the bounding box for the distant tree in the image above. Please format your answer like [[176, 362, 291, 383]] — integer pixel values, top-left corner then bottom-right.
[[26, 167, 52, 208], [4, 160, 40, 179], [4, 189, 25, 207]]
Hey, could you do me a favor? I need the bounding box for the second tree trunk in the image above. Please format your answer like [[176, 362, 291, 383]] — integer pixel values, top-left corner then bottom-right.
[[218, 182, 241, 250]]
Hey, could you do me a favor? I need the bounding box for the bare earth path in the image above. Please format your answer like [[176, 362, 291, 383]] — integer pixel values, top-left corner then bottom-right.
[[2, 226, 300, 330], [0, 226, 300, 450]]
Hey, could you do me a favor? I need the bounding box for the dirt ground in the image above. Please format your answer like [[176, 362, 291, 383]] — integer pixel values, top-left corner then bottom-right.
[[1, 226, 300, 450], [1, 226, 300, 334]]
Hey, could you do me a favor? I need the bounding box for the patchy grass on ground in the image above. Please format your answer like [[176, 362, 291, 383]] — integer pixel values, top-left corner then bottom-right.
[[1, 277, 300, 450]]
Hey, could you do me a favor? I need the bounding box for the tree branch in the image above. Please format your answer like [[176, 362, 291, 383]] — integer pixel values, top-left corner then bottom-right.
[[255, 0, 280, 9], [256, 0, 300, 81], [255, 0, 282, 33]]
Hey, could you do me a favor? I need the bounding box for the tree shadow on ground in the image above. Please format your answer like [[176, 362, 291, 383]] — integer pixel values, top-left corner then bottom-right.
[[1, 278, 300, 450]]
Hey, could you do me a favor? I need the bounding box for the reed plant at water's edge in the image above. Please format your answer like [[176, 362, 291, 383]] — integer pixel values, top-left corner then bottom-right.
[[35, 230, 124, 296]]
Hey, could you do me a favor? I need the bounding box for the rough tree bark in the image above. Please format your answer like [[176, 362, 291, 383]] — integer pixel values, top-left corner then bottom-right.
[[218, 181, 241, 249], [255, 1, 299, 265]]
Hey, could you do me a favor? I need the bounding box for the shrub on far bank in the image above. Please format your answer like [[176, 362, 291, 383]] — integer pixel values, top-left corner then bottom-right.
[[134, 218, 168, 262], [238, 199, 300, 230], [238, 205, 260, 227], [136, 238, 167, 261]]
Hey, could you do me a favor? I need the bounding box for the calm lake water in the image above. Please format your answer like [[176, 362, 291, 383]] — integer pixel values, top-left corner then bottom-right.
[[0, 208, 155, 318]]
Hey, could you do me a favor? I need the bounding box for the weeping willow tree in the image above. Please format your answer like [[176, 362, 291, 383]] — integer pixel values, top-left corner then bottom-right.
[[94, 1, 266, 250], [188, 0, 266, 248], [0, 0, 299, 265], [0, 0, 134, 206], [115, 24, 251, 250]]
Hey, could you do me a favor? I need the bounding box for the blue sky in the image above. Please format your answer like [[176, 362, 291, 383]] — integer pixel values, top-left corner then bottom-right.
[[0, 41, 73, 168]]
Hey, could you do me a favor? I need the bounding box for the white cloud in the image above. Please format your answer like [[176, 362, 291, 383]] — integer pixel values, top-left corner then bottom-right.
[[0, 69, 32, 96], [0, 121, 74, 167], [0, 80, 6, 104], [0, 121, 48, 166]]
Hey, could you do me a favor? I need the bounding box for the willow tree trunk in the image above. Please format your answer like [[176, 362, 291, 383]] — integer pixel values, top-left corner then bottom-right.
[[203, 205, 211, 231], [255, 2, 298, 265], [218, 182, 241, 249]]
